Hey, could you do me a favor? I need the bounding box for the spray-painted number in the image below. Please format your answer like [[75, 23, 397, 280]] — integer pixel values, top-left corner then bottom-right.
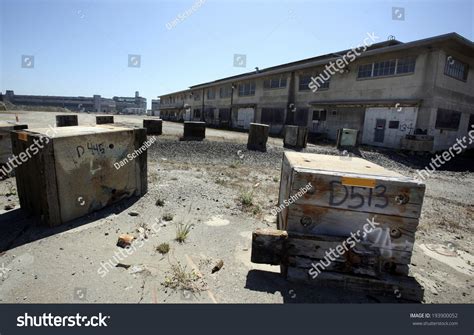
[[76, 143, 106, 158], [328, 181, 389, 209]]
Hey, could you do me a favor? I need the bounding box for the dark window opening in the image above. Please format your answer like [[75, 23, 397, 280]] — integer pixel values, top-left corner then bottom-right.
[[261, 108, 284, 124], [389, 121, 400, 129], [435, 108, 461, 130], [312, 109, 327, 121], [295, 109, 309, 126]]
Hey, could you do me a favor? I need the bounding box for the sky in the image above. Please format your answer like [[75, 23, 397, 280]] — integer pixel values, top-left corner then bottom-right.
[[0, 0, 473, 108]]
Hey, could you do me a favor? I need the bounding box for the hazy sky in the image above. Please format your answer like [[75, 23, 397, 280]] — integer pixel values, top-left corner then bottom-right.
[[1, 0, 473, 107]]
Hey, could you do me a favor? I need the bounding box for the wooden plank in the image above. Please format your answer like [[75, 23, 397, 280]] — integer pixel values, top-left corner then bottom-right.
[[286, 206, 418, 255], [287, 266, 424, 302], [289, 170, 425, 218], [251, 228, 288, 265]]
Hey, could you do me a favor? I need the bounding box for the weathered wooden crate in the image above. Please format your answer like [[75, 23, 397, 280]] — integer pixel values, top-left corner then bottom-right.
[[96, 116, 114, 124], [56, 115, 78, 127], [0, 122, 28, 165], [11, 125, 147, 226], [252, 152, 426, 301], [181, 121, 205, 141], [143, 119, 163, 135], [247, 123, 269, 152], [284, 126, 308, 149]]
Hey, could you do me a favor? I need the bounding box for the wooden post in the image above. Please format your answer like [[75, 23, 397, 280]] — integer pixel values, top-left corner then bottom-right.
[[143, 119, 163, 135], [56, 115, 78, 127], [247, 123, 269, 152], [96, 115, 114, 124]]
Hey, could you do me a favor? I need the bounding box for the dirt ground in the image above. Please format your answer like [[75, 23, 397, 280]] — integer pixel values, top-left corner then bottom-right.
[[0, 110, 472, 303]]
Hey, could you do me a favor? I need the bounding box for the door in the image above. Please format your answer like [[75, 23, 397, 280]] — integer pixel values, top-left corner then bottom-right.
[[374, 119, 386, 143]]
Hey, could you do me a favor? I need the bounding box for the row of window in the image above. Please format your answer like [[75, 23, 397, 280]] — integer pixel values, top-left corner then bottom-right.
[[357, 57, 416, 79]]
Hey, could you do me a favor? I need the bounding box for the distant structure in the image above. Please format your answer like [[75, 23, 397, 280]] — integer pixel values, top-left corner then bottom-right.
[[151, 99, 160, 116], [1, 90, 146, 115], [113, 91, 147, 114]]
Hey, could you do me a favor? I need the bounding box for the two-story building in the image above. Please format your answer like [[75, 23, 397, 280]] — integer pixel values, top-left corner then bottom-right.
[[159, 33, 473, 151]]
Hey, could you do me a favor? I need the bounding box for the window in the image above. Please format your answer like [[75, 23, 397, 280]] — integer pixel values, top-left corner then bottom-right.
[[396, 57, 416, 74], [444, 57, 469, 81], [264, 76, 287, 89], [204, 108, 215, 120], [389, 121, 400, 129], [312, 110, 327, 121], [193, 109, 201, 119], [435, 108, 461, 130], [358, 64, 373, 78], [193, 92, 200, 101], [261, 108, 284, 124], [219, 86, 232, 98], [238, 82, 256, 96], [373, 59, 396, 77], [207, 89, 216, 100], [295, 109, 309, 126], [299, 75, 312, 91]]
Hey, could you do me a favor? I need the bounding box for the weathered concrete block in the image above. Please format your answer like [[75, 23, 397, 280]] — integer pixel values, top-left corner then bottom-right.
[[143, 119, 163, 135], [247, 123, 269, 152], [11, 126, 148, 226], [56, 115, 78, 127], [284, 125, 308, 149], [96, 115, 114, 125], [181, 121, 205, 141]]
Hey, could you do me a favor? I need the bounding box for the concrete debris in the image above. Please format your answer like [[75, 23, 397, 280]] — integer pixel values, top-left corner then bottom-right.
[[211, 260, 224, 273]]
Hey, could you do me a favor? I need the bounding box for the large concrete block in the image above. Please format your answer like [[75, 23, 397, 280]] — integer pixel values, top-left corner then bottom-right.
[[143, 119, 163, 135], [11, 125, 148, 226], [247, 123, 269, 152], [56, 115, 78, 127], [181, 121, 205, 141]]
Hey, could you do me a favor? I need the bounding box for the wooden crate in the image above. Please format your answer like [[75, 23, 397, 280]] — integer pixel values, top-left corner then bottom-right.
[[181, 121, 205, 141], [96, 116, 114, 124], [252, 152, 426, 301], [56, 115, 78, 127], [11, 125, 147, 226], [0, 122, 28, 165], [247, 123, 269, 152], [283, 126, 308, 149], [143, 119, 163, 135]]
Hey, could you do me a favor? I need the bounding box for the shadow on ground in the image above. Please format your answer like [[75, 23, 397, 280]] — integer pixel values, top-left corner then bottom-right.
[[0, 196, 140, 253], [245, 269, 412, 303]]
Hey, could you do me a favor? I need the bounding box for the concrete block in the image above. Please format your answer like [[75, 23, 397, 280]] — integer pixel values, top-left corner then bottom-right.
[[181, 121, 205, 141], [143, 119, 163, 135], [96, 115, 114, 125], [56, 115, 78, 127], [247, 123, 269, 152]]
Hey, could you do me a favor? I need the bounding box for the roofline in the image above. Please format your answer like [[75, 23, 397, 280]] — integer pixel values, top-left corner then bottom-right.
[[159, 32, 472, 94]]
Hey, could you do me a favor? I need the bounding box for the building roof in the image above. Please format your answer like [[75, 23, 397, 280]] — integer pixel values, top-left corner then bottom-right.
[[160, 32, 473, 96]]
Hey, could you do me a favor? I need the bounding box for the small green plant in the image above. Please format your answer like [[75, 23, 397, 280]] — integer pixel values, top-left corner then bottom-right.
[[156, 243, 170, 254], [162, 213, 174, 221], [273, 176, 279, 183], [175, 223, 193, 243], [252, 205, 262, 215], [239, 191, 253, 207], [229, 163, 237, 169], [155, 198, 165, 207]]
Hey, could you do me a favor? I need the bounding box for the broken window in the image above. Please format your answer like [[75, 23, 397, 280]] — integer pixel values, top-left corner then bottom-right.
[[238, 82, 256, 96], [396, 57, 416, 74], [312, 110, 327, 121], [264, 76, 287, 89], [444, 57, 469, 81], [261, 108, 284, 124], [435, 108, 461, 130], [373, 59, 396, 77], [357, 64, 373, 78], [298, 75, 312, 91], [207, 89, 216, 100], [219, 86, 232, 98]]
